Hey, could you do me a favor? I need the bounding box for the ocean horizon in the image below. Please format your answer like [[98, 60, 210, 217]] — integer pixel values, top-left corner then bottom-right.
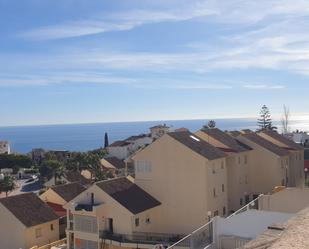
[[1, 117, 308, 154]]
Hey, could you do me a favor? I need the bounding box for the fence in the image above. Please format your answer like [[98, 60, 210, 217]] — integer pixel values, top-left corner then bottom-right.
[[227, 194, 263, 219], [167, 220, 213, 249], [29, 238, 66, 249], [167, 194, 263, 249], [101, 231, 184, 246]]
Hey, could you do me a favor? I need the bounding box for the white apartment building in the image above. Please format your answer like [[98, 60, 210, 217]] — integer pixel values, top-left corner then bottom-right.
[[0, 141, 10, 154]]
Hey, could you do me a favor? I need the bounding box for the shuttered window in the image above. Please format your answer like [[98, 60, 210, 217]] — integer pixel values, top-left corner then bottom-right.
[[74, 215, 97, 234]]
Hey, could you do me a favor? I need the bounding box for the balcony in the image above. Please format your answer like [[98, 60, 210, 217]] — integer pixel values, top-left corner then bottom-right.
[[74, 203, 101, 212], [100, 231, 184, 246]]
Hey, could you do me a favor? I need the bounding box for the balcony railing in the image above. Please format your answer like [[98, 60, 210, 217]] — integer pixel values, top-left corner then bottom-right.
[[100, 231, 185, 246]]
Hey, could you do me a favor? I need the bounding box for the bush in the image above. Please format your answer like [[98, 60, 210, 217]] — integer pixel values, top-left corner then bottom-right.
[[0, 154, 32, 169]]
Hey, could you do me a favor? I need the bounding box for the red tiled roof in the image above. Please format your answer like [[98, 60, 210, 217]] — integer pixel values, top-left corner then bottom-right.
[[46, 202, 66, 217]]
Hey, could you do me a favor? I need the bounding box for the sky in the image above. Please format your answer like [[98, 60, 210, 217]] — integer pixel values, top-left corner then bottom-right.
[[1, 0, 309, 126]]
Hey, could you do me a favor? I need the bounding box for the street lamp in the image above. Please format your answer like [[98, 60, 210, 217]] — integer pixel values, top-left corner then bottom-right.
[[305, 168, 308, 187]]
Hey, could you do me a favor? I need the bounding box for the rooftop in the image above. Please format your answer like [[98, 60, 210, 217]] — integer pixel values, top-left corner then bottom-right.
[[102, 157, 125, 169], [125, 134, 150, 141], [0, 193, 58, 227], [242, 132, 290, 157], [200, 128, 252, 153], [109, 140, 131, 147], [50, 182, 86, 202], [227, 131, 242, 137], [168, 131, 226, 160], [259, 130, 304, 151], [96, 177, 161, 214], [65, 170, 91, 185], [243, 206, 309, 249], [150, 124, 170, 129]]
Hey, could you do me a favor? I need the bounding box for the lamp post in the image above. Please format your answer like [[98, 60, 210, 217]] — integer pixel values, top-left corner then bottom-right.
[[207, 211, 212, 243], [305, 168, 308, 187]]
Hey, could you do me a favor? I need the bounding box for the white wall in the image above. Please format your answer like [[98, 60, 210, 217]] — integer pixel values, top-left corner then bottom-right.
[[131, 137, 153, 151], [0, 141, 10, 154], [107, 146, 131, 160], [259, 188, 309, 213], [0, 203, 25, 249], [214, 210, 293, 243]]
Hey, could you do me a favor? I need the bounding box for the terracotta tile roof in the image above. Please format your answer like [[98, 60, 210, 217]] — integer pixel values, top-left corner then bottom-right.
[[96, 177, 161, 214], [109, 140, 131, 147], [65, 171, 91, 186], [46, 202, 66, 217], [200, 128, 252, 153], [260, 130, 304, 150], [125, 134, 150, 141], [0, 193, 58, 227], [168, 131, 226, 160], [103, 157, 125, 169], [242, 133, 290, 156], [50, 182, 86, 202], [227, 131, 242, 137]]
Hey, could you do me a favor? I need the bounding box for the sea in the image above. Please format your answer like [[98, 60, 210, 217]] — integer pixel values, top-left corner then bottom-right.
[[1, 118, 309, 154]]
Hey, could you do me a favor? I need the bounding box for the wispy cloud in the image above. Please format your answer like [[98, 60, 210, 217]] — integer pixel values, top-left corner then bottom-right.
[[243, 84, 285, 90], [0, 72, 138, 87], [19, 3, 216, 40], [7, 0, 309, 89]]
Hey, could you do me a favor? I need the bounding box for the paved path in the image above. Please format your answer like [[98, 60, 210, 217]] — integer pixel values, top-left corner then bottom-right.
[[0, 179, 43, 198]]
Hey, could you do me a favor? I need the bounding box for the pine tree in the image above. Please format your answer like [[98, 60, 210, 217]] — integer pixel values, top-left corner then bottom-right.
[[208, 120, 216, 129], [257, 105, 277, 131], [104, 132, 109, 148]]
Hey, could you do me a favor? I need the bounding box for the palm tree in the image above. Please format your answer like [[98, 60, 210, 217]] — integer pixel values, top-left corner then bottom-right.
[[65, 152, 87, 172], [84, 153, 107, 181], [40, 160, 64, 184], [0, 176, 16, 197]]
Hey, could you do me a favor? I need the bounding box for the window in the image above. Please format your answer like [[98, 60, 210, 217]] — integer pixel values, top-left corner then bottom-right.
[[244, 155, 248, 164], [35, 228, 42, 238], [240, 198, 243, 206], [245, 195, 250, 204], [135, 218, 139, 227], [221, 161, 224, 169], [245, 175, 248, 184], [238, 157, 241, 164], [145, 218, 151, 224], [212, 164, 216, 174], [136, 161, 152, 173], [223, 207, 226, 216], [213, 188, 216, 198], [74, 215, 98, 234], [50, 224, 54, 231], [222, 184, 225, 192]]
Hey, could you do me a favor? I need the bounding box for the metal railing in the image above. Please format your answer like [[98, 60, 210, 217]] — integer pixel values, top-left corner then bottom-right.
[[227, 194, 263, 219], [29, 238, 66, 249], [167, 194, 264, 249], [100, 231, 184, 246], [167, 220, 213, 249]]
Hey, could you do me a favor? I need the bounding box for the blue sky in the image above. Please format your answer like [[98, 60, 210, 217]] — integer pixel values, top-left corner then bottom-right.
[[1, 0, 309, 126]]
